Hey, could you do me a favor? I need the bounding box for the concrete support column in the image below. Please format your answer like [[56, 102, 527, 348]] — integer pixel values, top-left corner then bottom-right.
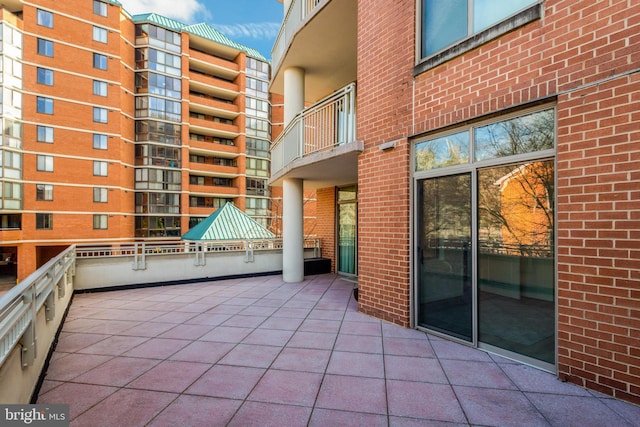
[[283, 178, 304, 283], [283, 67, 305, 126]]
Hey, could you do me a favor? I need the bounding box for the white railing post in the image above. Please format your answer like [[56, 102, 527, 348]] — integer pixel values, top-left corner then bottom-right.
[[21, 286, 37, 368]]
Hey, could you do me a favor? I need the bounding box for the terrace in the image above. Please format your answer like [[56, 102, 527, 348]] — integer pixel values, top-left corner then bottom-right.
[[2, 247, 640, 425]]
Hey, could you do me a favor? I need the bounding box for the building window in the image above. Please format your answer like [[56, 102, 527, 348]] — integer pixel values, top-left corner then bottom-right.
[[36, 213, 53, 230], [418, 0, 540, 72], [93, 187, 108, 203], [37, 9, 53, 28], [94, 0, 108, 16], [93, 134, 108, 149], [36, 184, 53, 201], [93, 214, 108, 229], [93, 80, 108, 96], [37, 67, 54, 85], [37, 38, 53, 57], [413, 105, 555, 366], [93, 26, 108, 43], [37, 97, 54, 114], [37, 126, 54, 143], [93, 161, 108, 176], [37, 155, 54, 172], [93, 107, 108, 123], [93, 53, 107, 70]]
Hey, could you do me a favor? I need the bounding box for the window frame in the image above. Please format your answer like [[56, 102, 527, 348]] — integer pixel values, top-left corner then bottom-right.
[[93, 0, 108, 17], [37, 38, 54, 57], [93, 107, 108, 123], [415, 0, 542, 75], [93, 133, 108, 150], [93, 187, 108, 203], [37, 67, 54, 86], [93, 53, 108, 70], [37, 9, 53, 28], [35, 213, 53, 230], [37, 125, 54, 143], [93, 80, 108, 97], [93, 160, 108, 176], [93, 26, 108, 43], [93, 214, 108, 229], [36, 96, 54, 114], [36, 154, 54, 172], [36, 183, 53, 201]]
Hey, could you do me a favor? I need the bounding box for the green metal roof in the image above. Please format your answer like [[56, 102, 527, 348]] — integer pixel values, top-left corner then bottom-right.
[[131, 13, 186, 32], [130, 14, 267, 61], [103, 0, 122, 6], [182, 203, 276, 241]]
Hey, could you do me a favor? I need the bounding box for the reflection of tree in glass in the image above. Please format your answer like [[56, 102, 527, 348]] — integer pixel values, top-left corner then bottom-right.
[[421, 174, 471, 246], [479, 160, 554, 257], [416, 131, 469, 171], [475, 109, 554, 161]]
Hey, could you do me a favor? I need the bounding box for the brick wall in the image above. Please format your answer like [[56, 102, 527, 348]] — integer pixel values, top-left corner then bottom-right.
[[316, 188, 336, 271], [357, 0, 415, 326], [358, 0, 640, 401]]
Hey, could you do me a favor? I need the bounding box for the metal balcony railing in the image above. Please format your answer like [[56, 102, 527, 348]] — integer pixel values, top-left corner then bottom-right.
[[271, 83, 356, 177], [272, 0, 325, 72]]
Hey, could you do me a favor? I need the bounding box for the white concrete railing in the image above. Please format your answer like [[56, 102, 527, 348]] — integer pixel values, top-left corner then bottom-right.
[[271, 83, 357, 177], [272, 0, 325, 73], [0, 247, 76, 403]]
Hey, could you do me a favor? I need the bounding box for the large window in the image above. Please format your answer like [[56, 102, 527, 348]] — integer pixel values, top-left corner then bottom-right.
[[93, 187, 108, 203], [36, 213, 52, 229], [37, 126, 54, 143], [93, 161, 108, 176], [414, 106, 555, 368], [37, 39, 53, 57], [93, 214, 108, 229], [37, 155, 53, 172], [36, 184, 53, 201], [93, 107, 108, 123], [93, 134, 108, 150], [93, 53, 107, 70], [93, 26, 107, 43], [36, 97, 53, 114], [37, 9, 53, 28], [37, 68, 54, 85], [93, 80, 107, 96], [94, 1, 108, 16], [419, 0, 539, 69]]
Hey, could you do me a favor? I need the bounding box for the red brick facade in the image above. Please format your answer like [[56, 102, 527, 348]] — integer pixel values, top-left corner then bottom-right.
[[356, 0, 640, 403]]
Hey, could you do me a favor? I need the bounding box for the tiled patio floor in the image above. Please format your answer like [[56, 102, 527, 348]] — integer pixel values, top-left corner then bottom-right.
[[37, 274, 640, 426]]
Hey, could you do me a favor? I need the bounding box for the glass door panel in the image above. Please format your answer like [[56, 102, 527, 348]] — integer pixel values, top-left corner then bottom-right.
[[338, 186, 357, 275], [477, 160, 555, 364], [417, 174, 472, 341]]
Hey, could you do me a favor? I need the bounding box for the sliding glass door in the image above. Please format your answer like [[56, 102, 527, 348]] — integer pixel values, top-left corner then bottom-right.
[[417, 174, 472, 341], [338, 186, 357, 275]]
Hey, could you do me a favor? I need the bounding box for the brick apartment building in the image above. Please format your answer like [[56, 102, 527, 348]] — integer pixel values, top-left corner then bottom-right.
[[0, 0, 273, 280], [271, 0, 640, 404]]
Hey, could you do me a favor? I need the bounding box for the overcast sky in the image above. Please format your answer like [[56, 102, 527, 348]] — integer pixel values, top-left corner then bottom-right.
[[119, 0, 283, 59]]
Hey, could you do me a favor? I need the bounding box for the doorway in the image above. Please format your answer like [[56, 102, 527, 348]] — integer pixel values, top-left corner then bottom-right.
[[337, 186, 357, 275]]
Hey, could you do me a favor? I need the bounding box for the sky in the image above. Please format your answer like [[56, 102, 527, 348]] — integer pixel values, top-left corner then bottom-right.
[[119, 0, 283, 60]]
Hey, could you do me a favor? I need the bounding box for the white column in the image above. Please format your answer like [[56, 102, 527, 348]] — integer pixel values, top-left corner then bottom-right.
[[283, 178, 304, 282], [283, 67, 305, 126]]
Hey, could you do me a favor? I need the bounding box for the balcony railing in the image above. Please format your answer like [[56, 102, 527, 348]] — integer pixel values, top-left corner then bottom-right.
[[272, 0, 325, 72], [271, 83, 356, 177]]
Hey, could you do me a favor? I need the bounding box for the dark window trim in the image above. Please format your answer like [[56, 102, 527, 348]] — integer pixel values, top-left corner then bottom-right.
[[415, 2, 542, 76]]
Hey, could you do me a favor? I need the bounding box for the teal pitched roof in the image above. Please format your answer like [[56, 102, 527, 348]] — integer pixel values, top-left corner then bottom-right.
[[130, 14, 267, 61], [132, 13, 186, 32], [182, 203, 276, 241], [103, 0, 122, 6]]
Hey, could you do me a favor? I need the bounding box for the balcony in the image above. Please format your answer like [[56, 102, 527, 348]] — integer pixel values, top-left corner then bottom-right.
[[189, 117, 239, 139], [271, 0, 357, 102], [2, 243, 638, 423], [189, 93, 239, 119], [270, 83, 363, 189], [188, 49, 240, 81], [189, 71, 239, 100]]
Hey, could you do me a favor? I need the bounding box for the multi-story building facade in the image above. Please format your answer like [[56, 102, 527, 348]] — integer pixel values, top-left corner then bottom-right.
[[0, 0, 272, 280], [271, 0, 640, 404]]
